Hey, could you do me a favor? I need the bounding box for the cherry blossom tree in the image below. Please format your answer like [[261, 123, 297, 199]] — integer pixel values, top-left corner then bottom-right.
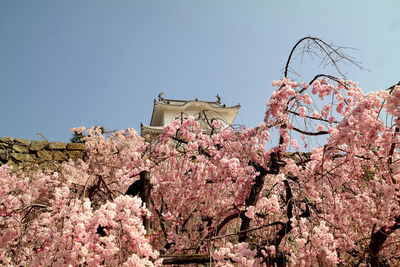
[[1, 37, 399, 266]]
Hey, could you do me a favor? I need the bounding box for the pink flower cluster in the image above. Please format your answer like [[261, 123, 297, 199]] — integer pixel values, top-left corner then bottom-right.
[[1, 77, 400, 266]]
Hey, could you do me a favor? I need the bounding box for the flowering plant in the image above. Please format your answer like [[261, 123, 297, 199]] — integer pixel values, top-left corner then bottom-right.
[[1, 37, 399, 266]]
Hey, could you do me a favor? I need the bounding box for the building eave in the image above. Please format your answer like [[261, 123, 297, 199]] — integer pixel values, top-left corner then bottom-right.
[[154, 101, 240, 112], [141, 124, 164, 137]]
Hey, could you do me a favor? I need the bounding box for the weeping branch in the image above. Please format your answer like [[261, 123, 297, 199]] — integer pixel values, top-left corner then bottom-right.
[[292, 126, 328, 136], [284, 36, 364, 79]]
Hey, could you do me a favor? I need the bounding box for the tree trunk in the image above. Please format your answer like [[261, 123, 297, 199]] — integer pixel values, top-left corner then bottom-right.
[[139, 170, 151, 234]]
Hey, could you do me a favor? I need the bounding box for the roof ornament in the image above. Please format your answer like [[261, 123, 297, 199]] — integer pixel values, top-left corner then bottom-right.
[[158, 91, 165, 101], [216, 94, 221, 104]]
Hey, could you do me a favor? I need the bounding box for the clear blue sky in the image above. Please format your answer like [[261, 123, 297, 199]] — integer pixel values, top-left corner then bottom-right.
[[1, 1, 399, 142]]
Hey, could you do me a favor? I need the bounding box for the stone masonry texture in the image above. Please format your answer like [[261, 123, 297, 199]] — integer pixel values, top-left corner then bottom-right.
[[0, 137, 85, 169]]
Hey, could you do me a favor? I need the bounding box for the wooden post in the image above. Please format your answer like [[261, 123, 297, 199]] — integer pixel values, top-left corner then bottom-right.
[[139, 170, 151, 233]]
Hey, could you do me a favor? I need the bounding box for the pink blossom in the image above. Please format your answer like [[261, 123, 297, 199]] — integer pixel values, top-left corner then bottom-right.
[[244, 206, 256, 219], [1, 76, 399, 266], [71, 126, 86, 134], [316, 124, 324, 131]]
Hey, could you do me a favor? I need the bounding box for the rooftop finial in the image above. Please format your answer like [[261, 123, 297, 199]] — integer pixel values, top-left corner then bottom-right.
[[158, 91, 165, 101], [216, 94, 221, 104]]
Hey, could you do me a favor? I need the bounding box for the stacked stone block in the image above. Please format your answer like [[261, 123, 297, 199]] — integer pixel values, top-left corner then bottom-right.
[[0, 137, 85, 168]]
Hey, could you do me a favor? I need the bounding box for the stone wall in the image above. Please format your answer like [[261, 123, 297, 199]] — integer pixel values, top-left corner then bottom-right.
[[0, 136, 311, 171], [0, 137, 85, 169]]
